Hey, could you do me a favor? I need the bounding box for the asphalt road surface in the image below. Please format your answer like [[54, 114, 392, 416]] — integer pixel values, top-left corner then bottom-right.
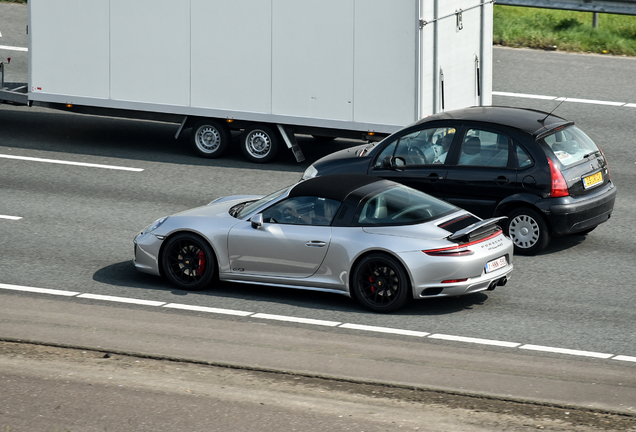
[[1, 3, 635, 431]]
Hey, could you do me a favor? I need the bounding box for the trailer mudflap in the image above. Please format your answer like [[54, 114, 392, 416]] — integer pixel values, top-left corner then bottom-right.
[[277, 125, 305, 163]]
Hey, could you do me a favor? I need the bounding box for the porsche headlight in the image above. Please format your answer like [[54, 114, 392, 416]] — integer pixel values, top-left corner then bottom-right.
[[302, 165, 318, 180], [143, 217, 168, 235]]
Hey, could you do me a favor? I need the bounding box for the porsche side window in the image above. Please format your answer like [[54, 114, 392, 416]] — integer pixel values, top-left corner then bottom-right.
[[458, 129, 509, 167], [262, 196, 341, 226]]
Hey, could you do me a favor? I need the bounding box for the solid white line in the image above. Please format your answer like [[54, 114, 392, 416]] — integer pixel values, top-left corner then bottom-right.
[[625, 103, 636, 108], [77, 293, 165, 307], [0, 45, 28, 52], [0, 154, 144, 172], [428, 334, 520, 348], [340, 323, 429, 337], [612, 355, 636, 363], [252, 313, 341, 327], [0, 215, 22, 220], [164, 303, 253, 317], [519, 344, 613, 359], [0, 283, 79, 297]]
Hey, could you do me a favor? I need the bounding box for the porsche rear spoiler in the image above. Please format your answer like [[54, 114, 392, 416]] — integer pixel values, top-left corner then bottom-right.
[[447, 216, 507, 243]]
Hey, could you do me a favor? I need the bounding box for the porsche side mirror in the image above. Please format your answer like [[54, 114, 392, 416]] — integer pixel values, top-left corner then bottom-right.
[[381, 156, 405, 171], [251, 213, 263, 229]]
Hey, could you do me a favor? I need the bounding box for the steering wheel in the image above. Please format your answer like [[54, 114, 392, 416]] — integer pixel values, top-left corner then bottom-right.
[[409, 146, 428, 164]]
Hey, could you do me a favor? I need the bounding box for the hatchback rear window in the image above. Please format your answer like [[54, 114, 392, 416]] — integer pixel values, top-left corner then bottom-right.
[[541, 126, 600, 167]]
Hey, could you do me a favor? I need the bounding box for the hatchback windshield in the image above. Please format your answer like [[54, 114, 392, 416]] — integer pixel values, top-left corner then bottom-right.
[[357, 185, 457, 225], [542, 125, 600, 167]]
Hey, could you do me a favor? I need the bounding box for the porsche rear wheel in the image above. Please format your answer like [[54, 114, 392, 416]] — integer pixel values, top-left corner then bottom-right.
[[352, 254, 410, 313], [161, 233, 216, 291]]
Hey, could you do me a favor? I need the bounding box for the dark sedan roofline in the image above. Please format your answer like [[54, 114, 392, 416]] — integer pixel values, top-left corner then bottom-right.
[[416, 106, 572, 137], [291, 174, 383, 202]]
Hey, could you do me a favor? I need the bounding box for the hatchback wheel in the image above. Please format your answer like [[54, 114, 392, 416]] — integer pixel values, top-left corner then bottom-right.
[[352, 254, 410, 313], [161, 234, 216, 290], [506, 208, 551, 255]]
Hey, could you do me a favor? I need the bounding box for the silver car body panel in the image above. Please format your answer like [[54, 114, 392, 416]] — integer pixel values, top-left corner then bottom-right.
[[134, 190, 514, 300]]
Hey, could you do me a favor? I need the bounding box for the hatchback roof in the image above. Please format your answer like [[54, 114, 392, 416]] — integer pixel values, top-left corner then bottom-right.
[[415, 106, 573, 137]]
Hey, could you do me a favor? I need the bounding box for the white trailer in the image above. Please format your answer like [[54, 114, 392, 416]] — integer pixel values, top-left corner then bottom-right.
[[0, 0, 494, 163]]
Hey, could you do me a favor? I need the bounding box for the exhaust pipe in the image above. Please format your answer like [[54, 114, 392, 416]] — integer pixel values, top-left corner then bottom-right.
[[488, 277, 507, 291]]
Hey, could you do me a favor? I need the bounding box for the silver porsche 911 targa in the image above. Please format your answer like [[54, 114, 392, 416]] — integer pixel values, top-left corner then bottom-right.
[[134, 174, 513, 312]]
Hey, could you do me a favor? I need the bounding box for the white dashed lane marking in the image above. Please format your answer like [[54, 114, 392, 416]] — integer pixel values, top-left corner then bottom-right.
[[1, 282, 633, 363], [0, 154, 144, 172], [0, 215, 22, 220], [493, 91, 636, 108]]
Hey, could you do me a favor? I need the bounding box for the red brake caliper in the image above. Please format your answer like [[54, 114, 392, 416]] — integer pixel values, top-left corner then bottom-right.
[[369, 276, 376, 293], [197, 250, 206, 276]]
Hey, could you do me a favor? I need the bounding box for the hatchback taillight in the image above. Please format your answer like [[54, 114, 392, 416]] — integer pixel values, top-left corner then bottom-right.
[[548, 158, 569, 198], [599, 146, 611, 180]]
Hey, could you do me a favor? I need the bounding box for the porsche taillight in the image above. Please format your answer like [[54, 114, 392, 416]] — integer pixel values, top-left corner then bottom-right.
[[548, 157, 569, 198]]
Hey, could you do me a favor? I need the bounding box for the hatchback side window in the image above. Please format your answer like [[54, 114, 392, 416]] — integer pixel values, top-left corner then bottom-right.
[[374, 127, 456, 167], [457, 129, 509, 167], [515, 143, 533, 168]]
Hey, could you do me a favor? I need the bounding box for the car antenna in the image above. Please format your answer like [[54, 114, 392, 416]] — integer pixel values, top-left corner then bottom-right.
[[539, 97, 567, 124]]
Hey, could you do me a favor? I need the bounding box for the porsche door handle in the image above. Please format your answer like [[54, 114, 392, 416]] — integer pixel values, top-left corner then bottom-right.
[[306, 241, 327, 247]]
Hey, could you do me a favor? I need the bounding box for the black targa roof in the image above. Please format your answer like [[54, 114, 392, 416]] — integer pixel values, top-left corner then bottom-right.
[[289, 174, 383, 202]]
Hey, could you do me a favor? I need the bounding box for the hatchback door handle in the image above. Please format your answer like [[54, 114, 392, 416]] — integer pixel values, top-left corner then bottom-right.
[[306, 241, 326, 247], [424, 174, 444, 182]]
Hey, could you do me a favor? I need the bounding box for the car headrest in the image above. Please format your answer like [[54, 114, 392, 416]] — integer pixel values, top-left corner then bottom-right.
[[463, 137, 481, 155]]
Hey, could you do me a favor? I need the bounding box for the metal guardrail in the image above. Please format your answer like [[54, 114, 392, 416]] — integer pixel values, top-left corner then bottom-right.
[[496, 0, 636, 15]]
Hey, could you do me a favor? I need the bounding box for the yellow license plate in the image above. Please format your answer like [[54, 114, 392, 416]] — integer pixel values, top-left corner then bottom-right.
[[583, 172, 603, 189]]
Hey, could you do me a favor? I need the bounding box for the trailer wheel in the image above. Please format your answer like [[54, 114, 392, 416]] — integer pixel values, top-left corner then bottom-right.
[[241, 125, 279, 163], [191, 120, 230, 158]]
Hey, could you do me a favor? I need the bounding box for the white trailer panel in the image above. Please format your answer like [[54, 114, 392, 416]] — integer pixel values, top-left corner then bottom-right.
[[30, 0, 110, 99], [191, 0, 272, 114], [353, 0, 418, 126], [24, 0, 493, 139], [110, 0, 191, 106]]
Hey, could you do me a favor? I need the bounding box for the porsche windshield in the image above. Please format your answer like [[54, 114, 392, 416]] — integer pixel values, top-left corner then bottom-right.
[[233, 187, 289, 219]]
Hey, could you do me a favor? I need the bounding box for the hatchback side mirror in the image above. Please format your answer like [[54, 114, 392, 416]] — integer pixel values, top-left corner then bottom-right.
[[381, 156, 406, 171], [251, 213, 263, 229]]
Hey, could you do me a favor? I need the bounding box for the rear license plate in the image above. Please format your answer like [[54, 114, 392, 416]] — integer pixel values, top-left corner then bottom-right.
[[583, 172, 603, 189], [485, 256, 507, 273]]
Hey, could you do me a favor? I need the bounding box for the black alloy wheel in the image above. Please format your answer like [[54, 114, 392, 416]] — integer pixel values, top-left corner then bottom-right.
[[352, 253, 410, 313], [161, 233, 216, 290]]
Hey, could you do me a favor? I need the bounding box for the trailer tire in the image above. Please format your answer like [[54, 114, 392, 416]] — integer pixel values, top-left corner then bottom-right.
[[241, 124, 279, 163], [191, 120, 230, 159]]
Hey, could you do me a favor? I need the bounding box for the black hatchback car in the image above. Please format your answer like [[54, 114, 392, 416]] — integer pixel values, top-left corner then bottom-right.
[[302, 106, 617, 255]]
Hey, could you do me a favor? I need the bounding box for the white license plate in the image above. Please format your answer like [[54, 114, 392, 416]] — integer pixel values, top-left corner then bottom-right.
[[485, 256, 507, 273]]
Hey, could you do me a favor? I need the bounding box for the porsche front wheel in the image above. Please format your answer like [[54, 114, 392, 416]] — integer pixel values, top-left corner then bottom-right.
[[352, 254, 410, 313], [161, 234, 216, 291]]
